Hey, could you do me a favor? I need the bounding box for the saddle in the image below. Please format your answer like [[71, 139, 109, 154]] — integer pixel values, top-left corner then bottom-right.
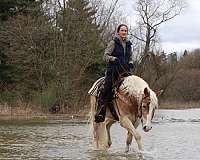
[[96, 77, 125, 121]]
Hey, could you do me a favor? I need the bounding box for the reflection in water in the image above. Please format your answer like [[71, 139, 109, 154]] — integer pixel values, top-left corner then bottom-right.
[[87, 149, 146, 160], [0, 109, 200, 160]]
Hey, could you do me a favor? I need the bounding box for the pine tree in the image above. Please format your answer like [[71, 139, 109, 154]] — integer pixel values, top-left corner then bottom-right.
[[64, 0, 103, 69], [56, 0, 104, 108], [0, 47, 13, 91], [183, 49, 188, 57], [0, 0, 52, 95], [0, 0, 42, 92], [0, 0, 37, 21]]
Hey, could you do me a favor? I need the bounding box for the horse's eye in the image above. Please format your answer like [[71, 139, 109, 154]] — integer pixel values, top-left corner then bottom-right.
[[142, 105, 147, 109]]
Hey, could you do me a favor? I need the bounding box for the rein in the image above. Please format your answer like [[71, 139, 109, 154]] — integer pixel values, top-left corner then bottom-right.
[[111, 63, 132, 90], [118, 62, 132, 76]]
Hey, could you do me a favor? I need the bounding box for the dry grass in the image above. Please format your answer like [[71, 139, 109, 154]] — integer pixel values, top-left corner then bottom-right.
[[0, 101, 89, 121], [159, 100, 200, 109], [1, 100, 199, 121]]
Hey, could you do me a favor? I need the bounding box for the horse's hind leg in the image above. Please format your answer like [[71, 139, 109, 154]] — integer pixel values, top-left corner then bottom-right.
[[120, 116, 142, 151], [125, 131, 133, 153]]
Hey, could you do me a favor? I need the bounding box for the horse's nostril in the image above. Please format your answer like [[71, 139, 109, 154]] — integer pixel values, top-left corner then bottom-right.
[[143, 126, 152, 132], [143, 126, 147, 130]]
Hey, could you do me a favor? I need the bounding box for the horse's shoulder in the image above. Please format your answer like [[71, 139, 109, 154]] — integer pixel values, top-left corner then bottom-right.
[[120, 75, 149, 96]]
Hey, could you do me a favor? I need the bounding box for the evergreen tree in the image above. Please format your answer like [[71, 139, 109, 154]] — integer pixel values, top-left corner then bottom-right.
[[64, 0, 103, 69], [183, 49, 188, 57], [0, 47, 13, 91], [0, 0, 42, 92], [0, 0, 38, 21], [0, 0, 52, 96], [56, 0, 104, 108]]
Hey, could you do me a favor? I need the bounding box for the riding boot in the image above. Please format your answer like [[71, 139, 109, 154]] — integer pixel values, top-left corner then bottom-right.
[[95, 73, 113, 123], [95, 93, 106, 123]]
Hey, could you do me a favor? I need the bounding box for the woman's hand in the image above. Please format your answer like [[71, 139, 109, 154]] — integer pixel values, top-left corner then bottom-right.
[[128, 63, 134, 69], [110, 57, 119, 64]]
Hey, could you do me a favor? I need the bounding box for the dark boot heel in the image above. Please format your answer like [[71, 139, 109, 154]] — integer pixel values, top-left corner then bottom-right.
[[95, 114, 105, 123]]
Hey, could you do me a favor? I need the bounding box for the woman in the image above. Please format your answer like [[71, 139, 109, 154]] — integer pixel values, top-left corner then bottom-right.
[[95, 24, 134, 123]]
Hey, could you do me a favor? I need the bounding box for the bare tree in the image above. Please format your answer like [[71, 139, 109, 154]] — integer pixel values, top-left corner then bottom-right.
[[166, 69, 200, 102], [90, 0, 121, 43], [0, 14, 54, 91], [130, 0, 186, 79], [133, 0, 186, 55]]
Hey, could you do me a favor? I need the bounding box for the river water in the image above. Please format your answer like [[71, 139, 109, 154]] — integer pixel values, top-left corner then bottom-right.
[[0, 109, 200, 160]]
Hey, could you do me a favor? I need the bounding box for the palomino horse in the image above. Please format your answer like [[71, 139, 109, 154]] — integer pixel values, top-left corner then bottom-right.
[[88, 75, 162, 152]]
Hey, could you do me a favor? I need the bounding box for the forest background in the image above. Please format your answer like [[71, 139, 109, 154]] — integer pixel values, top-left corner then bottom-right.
[[0, 0, 199, 117]]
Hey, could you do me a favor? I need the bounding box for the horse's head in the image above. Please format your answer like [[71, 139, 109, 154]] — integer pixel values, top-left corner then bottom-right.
[[139, 87, 162, 132]]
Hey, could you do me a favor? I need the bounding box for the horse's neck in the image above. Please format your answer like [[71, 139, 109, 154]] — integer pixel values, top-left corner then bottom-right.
[[115, 90, 140, 117]]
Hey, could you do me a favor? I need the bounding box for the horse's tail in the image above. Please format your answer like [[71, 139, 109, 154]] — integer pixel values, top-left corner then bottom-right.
[[89, 95, 99, 148], [89, 95, 115, 149]]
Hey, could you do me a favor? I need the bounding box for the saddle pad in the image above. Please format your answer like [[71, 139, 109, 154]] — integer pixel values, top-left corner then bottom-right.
[[88, 77, 105, 96]]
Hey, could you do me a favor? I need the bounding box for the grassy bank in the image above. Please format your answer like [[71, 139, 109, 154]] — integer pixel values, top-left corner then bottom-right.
[[0, 102, 89, 121], [159, 100, 200, 109], [0, 100, 200, 121]]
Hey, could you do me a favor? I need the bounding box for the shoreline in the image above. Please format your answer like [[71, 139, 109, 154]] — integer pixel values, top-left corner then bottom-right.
[[0, 113, 89, 122], [159, 101, 200, 109], [0, 101, 199, 121]]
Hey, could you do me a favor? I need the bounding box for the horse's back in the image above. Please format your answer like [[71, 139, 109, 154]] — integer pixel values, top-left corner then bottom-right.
[[88, 75, 150, 97], [120, 75, 150, 96]]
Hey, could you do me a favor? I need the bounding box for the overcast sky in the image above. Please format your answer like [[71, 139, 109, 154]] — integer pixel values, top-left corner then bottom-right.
[[117, 0, 200, 53]]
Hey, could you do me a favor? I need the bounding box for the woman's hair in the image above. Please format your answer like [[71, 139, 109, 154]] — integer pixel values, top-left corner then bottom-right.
[[117, 24, 128, 33]]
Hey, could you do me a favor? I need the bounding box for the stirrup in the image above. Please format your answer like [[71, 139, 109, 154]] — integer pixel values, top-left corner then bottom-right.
[[95, 114, 105, 123]]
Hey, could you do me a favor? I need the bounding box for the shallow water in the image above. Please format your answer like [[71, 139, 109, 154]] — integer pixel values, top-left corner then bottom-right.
[[0, 109, 200, 160]]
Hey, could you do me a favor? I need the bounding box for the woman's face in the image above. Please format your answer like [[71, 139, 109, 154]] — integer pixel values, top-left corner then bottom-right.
[[118, 26, 128, 40]]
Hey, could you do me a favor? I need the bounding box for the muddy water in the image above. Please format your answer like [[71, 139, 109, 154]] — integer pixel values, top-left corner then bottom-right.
[[0, 109, 200, 160]]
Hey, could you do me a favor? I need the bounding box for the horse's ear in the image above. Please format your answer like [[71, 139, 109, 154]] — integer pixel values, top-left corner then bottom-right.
[[156, 90, 163, 97], [144, 87, 150, 97]]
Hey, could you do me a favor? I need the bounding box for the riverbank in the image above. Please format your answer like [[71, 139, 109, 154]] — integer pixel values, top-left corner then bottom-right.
[[0, 101, 199, 121], [159, 100, 200, 109], [0, 102, 88, 121], [0, 113, 88, 121]]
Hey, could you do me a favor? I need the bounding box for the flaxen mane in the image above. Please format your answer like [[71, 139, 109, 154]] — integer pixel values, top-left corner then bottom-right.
[[120, 75, 158, 108]]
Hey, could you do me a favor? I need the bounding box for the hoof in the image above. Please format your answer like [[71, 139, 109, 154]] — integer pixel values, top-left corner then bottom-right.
[[125, 146, 129, 153]]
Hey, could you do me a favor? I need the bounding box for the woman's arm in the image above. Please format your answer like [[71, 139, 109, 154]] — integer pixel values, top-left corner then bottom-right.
[[128, 48, 134, 65], [103, 40, 117, 63]]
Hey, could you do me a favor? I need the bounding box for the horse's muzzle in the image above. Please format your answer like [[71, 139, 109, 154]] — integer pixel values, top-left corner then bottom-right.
[[143, 125, 152, 132]]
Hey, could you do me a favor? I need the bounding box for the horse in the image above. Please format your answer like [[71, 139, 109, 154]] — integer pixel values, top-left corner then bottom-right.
[[88, 75, 162, 152]]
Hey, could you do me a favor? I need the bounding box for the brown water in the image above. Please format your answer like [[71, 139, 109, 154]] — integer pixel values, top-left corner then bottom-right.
[[0, 109, 200, 160]]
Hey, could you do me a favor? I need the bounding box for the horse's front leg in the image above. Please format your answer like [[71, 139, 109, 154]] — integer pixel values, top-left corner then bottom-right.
[[106, 119, 115, 147], [120, 116, 143, 151], [125, 131, 133, 152]]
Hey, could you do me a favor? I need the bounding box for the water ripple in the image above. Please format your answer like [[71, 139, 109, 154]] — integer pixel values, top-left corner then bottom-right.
[[0, 109, 200, 160]]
